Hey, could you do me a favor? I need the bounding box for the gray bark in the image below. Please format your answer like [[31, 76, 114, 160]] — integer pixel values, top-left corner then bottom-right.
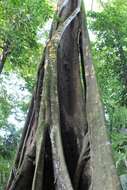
[[80, 4, 121, 189]]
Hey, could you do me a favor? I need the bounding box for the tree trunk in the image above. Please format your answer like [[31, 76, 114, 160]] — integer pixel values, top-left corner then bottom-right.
[[0, 41, 10, 74], [6, 0, 121, 190]]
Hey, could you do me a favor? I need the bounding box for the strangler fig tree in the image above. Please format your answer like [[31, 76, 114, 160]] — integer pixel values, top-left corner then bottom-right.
[[6, 0, 121, 190]]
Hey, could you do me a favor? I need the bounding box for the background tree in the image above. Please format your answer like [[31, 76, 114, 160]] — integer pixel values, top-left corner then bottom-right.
[[0, 0, 53, 87]]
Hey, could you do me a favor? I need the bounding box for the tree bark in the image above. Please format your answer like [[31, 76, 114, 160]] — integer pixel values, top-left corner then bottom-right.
[[0, 41, 10, 74], [80, 4, 122, 189], [6, 0, 121, 190]]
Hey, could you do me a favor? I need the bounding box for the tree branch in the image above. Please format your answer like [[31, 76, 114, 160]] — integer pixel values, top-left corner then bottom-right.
[[0, 40, 11, 74]]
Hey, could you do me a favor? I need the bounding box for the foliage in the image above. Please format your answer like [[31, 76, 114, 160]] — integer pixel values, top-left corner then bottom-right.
[[111, 107, 127, 130], [0, 0, 53, 90], [88, 0, 127, 175], [111, 132, 127, 175], [0, 91, 12, 127], [88, 0, 127, 105], [0, 73, 30, 187]]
